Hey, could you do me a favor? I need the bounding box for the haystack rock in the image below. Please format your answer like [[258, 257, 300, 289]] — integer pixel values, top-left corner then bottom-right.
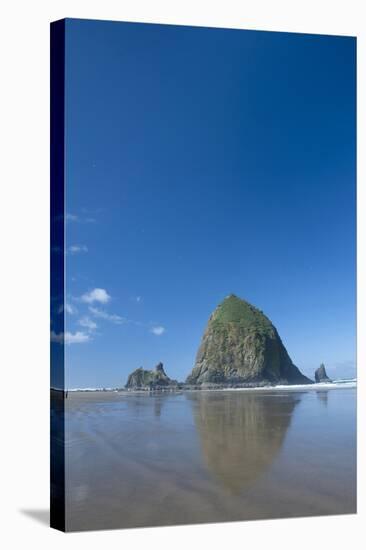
[[315, 363, 332, 383], [125, 362, 177, 389], [186, 294, 312, 386]]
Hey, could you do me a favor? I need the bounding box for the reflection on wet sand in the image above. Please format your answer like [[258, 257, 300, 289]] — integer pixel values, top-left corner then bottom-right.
[[65, 389, 356, 531], [316, 391, 329, 406], [189, 392, 300, 494]]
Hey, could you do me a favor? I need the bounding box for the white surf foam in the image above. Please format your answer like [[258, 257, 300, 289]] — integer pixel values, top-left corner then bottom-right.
[[217, 380, 357, 392], [68, 379, 356, 393]]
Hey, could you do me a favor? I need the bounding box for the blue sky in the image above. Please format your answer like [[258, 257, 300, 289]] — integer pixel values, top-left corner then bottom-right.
[[58, 19, 356, 388]]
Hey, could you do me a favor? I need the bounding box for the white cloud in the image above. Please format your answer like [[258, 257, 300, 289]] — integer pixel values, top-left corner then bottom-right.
[[52, 244, 88, 255], [50, 331, 63, 343], [89, 306, 125, 324], [51, 330, 91, 344], [57, 302, 77, 315], [78, 316, 97, 331], [150, 326, 165, 336], [136, 296, 142, 303], [81, 288, 111, 304], [65, 213, 95, 224], [65, 213, 79, 222], [65, 303, 77, 315], [68, 245, 88, 254], [66, 331, 91, 344]]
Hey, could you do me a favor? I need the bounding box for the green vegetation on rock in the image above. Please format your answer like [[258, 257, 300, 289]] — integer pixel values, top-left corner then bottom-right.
[[125, 362, 177, 390], [186, 294, 312, 386], [212, 294, 273, 332]]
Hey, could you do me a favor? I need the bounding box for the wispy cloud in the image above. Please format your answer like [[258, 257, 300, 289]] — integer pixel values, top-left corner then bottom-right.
[[65, 213, 79, 222], [57, 302, 77, 315], [65, 212, 96, 224], [81, 288, 111, 304], [51, 244, 89, 255], [68, 245, 88, 255], [89, 306, 125, 324], [150, 326, 165, 336], [75, 288, 165, 337], [51, 330, 91, 344], [78, 316, 97, 331]]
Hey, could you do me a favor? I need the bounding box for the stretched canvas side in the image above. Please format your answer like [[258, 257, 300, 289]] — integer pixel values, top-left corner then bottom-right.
[[50, 18, 66, 532]]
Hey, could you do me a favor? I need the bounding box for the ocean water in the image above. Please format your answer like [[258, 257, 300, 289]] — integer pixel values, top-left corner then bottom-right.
[[64, 385, 356, 531]]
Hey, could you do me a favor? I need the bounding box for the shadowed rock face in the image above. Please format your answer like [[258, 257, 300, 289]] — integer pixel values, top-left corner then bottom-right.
[[189, 392, 300, 494], [315, 363, 332, 383], [125, 363, 177, 389], [186, 295, 312, 386]]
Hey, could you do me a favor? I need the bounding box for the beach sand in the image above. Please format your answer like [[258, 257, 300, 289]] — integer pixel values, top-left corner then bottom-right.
[[63, 386, 356, 531]]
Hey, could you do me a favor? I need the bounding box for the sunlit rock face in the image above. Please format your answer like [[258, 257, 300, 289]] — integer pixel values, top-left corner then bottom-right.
[[186, 294, 312, 386], [125, 363, 177, 389]]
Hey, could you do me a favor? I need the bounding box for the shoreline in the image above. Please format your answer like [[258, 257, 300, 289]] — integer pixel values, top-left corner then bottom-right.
[[58, 379, 356, 395]]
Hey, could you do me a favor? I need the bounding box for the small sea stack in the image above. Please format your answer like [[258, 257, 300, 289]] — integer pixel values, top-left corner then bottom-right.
[[314, 363, 332, 383], [125, 362, 178, 390]]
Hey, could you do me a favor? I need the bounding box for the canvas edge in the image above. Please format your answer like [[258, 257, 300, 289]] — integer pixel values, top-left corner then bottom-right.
[[50, 18, 66, 533]]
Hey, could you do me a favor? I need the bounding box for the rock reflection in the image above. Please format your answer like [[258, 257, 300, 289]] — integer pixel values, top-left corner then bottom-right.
[[153, 396, 164, 417], [189, 391, 301, 494], [316, 391, 329, 406], [123, 392, 170, 420]]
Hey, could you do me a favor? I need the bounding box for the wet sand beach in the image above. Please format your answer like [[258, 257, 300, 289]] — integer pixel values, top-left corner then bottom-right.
[[64, 387, 356, 531]]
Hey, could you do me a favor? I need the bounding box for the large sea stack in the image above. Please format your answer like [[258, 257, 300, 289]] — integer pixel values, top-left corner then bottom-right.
[[186, 294, 312, 387], [125, 362, 178, 390]]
